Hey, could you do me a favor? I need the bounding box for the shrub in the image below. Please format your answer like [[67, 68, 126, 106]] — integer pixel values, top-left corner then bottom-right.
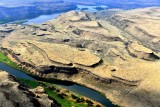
[[96, 104, 101, 107], [76, 97, 85, 103], [56, 89, 60, 92], [71, 94, 78, 99], [86, 99, 93, 106], [48, 86, 56, 90], [57, 93, 65, 99]]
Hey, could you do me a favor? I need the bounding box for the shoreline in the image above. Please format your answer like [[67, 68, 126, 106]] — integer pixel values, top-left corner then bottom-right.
[[0, 50, 117, 107]]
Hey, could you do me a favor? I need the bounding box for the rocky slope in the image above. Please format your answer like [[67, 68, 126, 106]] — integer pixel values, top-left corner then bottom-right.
[[0, 70, 60, 107], [0, 7, 160, 107]]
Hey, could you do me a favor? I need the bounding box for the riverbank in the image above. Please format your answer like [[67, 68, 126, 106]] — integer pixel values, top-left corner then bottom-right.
[[0, 51, 22, 70], [0, 70, 60, 107], [0, 48, 118, 107], [0, 50, 112, 107], [18, 78, 103, 107]]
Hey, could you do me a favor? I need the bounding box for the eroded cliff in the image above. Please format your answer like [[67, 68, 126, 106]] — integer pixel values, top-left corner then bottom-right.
[[0, 70, 60, 107]]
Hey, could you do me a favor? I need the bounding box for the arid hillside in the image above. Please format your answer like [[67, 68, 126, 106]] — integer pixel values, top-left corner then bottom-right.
[[0, 7, 160, 107]]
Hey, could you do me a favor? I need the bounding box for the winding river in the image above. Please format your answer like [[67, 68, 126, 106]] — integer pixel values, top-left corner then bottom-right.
[[0, 62, 116, 107]]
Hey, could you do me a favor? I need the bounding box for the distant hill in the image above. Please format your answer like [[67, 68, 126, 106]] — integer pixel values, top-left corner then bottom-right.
[[0, 0, 159, 24], [0, 0, 63, 7]]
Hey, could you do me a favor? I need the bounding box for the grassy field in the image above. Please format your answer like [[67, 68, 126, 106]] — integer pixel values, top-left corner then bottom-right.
[[18, 78, 102, 107], [0, 51, 20, 68], [0, 51, 33, 75]]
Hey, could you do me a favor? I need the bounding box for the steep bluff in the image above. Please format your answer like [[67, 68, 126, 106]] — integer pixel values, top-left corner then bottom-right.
[[0, 70, 60, 107]]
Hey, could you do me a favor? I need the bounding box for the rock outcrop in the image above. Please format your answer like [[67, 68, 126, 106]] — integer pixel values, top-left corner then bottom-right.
[[0, 70, 60, 107], [0, 8, 160, 107], [109, 7, 160, 52], [127, 41, 159, 60]]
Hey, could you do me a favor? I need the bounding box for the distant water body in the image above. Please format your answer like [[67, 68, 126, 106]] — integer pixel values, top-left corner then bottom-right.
[[25, 5, 107, 24], [76, 5, 108, 12], [24, 13, 61, 24]]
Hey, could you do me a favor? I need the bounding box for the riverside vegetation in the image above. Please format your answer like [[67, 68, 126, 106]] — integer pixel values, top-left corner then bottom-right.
[[18, 78, 103, 107]]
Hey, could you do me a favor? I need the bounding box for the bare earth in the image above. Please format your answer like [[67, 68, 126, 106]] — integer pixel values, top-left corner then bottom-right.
[[0, 7, 160, 107], [0, 70, 59, 107]]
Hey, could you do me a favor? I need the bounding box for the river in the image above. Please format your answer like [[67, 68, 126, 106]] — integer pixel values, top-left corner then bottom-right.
[[0, 62, 116, 107], [23, 5, 107, 24], [24, 13, 61, 24]]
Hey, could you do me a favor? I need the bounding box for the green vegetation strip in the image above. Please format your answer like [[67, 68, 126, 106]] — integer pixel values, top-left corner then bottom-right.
[[18, 78, 102, 107], [0, 51, 20, 68], [0, 51, 33, 74]]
